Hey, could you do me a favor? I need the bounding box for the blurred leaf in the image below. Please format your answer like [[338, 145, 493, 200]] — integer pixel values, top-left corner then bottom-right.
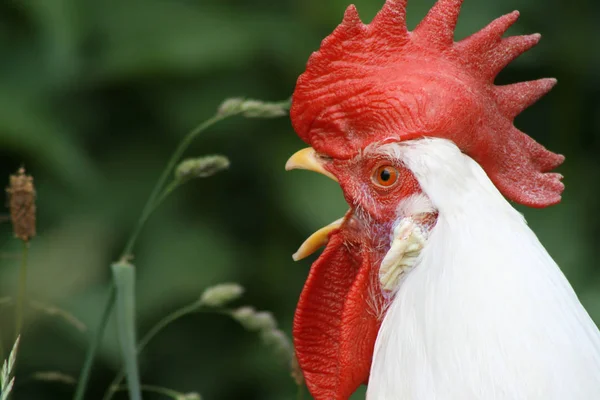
[[0, 89, 100, 193], [17, 0, 87, 80], [0, 214, 113, 301], [87, 1, 262, 81]]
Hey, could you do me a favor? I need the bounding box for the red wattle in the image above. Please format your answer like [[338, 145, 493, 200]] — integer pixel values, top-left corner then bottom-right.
[[293, 230, 381, 400]]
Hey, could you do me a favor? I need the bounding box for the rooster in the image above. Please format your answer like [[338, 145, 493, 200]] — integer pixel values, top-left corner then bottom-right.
[[284, 0, 600, 399]]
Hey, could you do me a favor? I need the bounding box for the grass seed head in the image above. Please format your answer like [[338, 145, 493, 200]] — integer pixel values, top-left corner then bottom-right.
[[175, 156, 230, 181], [232, 307, 277, 332], [178, 393, 202, 400], [260, 328, 292, 357], [6, 167, 36, 242], [198, 283, 244, 307]]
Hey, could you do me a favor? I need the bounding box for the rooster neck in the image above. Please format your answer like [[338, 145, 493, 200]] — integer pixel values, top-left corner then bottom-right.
[[365, 138, 600, 400]]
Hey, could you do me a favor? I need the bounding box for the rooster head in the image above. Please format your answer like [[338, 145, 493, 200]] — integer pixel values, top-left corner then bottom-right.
[[285, 0, 564, 399]]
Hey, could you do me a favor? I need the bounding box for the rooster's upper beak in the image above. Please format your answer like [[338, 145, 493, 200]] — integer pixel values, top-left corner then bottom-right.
[[285, 147, 338, 182]]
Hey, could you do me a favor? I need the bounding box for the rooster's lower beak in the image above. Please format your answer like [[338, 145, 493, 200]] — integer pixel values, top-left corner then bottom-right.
[[292, 218, 344, 261]]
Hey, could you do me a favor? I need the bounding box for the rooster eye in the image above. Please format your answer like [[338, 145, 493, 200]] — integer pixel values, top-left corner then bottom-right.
[[373, 165, 399, 188]]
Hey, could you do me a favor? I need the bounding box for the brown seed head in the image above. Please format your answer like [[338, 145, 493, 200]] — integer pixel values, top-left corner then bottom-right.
[[6, 167, 37, 242]]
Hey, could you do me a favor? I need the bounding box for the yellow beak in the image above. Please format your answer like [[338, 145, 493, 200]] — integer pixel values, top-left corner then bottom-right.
[[285, 147, 338, 182], [292, 218, 344, 261]]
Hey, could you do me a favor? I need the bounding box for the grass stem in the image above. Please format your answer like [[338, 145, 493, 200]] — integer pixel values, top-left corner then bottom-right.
[[0, 330, 4, 366], [102, 301, 202, 400], [14, 241, 29, 340], [0, 298, 8, 360], [112, 383, 189, 399], [112, 262, 141, 400], [74, 98, 290, 400], [120, 113, 233, 260], [72, 284, 115, 400], [77, 110, 239, 400]]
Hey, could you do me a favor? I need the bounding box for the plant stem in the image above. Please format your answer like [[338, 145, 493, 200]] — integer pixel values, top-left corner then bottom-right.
[[147, 180, 181, 218], [297, 384, 304, 400], [75, 98, 290, 400], [0, 329, 4, 362], [112, 262, 141, 400], [102, 302, 202, 400], [72, 284, 115, 400], [142, 304, 206, 353], [120, 112, 234, 260], [0, 296, 11, 361], [14, 241, 29, 340], [111, 384, 188, 399], [85, 111, 239, 400]]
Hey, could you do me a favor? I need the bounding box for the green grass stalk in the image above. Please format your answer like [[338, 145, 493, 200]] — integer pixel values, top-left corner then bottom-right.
[[112, 262, 141, 400], [72, 284, 115, 400], [73, 110, 240, 400], [14, 241, 29, 340], [121, 112, 234, 259], [112, 384, 193, 399], [102, 301, 204, 400], [74, 98, 290, 400], [0, 326, 4, 363]]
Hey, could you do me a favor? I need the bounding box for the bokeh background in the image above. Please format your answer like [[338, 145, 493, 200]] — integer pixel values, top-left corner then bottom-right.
[[0, 0, 599, 399]]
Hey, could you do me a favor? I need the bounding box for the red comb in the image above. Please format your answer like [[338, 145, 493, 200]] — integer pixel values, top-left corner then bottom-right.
[[290, 0, 564, 207]]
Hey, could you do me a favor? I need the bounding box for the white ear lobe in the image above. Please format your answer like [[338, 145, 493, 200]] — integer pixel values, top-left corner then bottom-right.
[[379, 218, 427, 294]]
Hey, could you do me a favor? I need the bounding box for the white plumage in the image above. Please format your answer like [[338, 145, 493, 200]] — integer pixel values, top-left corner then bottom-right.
[[367, 138, 600, 399]]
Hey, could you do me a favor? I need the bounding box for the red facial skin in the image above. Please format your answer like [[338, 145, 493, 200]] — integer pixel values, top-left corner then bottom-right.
[[293, 154, 426, 400], [330, 155, 423, 222]]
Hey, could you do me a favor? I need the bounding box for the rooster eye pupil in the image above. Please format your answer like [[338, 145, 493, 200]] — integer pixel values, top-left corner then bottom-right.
[[380, 170, 391, 181]]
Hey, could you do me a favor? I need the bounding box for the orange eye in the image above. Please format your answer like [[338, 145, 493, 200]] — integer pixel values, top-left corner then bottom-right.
[[373, 165, 399, 188]]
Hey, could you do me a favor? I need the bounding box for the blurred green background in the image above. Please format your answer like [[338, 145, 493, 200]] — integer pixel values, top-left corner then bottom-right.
[[0, 0, 598, 399]]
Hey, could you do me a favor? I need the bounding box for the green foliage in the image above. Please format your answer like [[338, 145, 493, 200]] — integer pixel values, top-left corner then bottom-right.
[[0, 0, 599, 399], [0, 336, 19, 400]]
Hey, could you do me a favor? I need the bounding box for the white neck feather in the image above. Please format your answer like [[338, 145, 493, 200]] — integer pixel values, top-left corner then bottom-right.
[[367, 138, 600, 400]]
